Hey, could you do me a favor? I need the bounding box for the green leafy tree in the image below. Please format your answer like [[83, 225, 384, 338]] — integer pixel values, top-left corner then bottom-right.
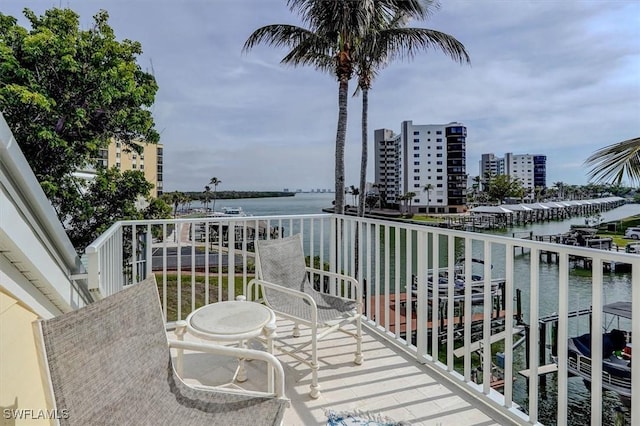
[[354, 4, 469, 216], [209, 177, 222, 212], [67, 168, 154, 250], [0, 8, 159, 248], [161, 191, 184, 218], [487, 175, 524, 204], [243, 0, 428, 215]]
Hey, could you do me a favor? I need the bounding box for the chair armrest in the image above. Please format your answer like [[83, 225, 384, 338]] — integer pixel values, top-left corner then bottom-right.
[[248, 278, 319, 324], [168, 339, 287, 399], [305, 267, 360, 304]]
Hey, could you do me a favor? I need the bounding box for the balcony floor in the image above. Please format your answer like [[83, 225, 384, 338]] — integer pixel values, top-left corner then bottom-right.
[[171, 319, 509, 425]]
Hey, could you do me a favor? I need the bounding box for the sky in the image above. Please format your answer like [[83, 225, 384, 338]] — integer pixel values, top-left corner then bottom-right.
[[3, 0, 639, 192]]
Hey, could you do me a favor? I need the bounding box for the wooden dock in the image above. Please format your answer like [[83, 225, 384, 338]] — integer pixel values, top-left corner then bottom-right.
[[367, 293, 510, 339]]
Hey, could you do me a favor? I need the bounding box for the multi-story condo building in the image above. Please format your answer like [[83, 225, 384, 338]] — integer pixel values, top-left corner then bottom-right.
[[479, 152, 547, 198], [98, 140, 164, 197], [374, 121, 467, 213], [374, 129, 402, 206]]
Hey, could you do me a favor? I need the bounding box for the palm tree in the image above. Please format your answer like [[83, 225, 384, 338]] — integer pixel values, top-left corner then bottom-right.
[[552, 181, 565, 200], [243, 0, 428, 215], [203, 185, 211, 212], [405, 191, 417, 213], [585, 137, 640, 185], [354, 4, 469, 217], [422, 183, 434, 212], [209, 177, 222, 212], [349, 185, 359, 208]]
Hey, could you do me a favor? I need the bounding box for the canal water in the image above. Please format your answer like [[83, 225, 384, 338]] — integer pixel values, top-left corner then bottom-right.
[[195, 194, 636, 424]]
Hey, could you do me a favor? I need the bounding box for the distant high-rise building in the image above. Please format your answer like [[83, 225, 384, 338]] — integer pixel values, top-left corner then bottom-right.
[[374, 129, 401, 206], [373, 121, 467, 213], [479, 152, 547, 199], [98, 139, 164, 197]]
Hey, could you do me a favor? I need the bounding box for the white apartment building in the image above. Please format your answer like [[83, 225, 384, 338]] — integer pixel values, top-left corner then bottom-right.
[[479, 152, 547, 199], [374, 121, 467, 213]]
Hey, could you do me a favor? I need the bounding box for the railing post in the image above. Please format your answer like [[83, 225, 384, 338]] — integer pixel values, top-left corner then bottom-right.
[[86, 248, 100, 295], [416, 230, 428, 363], [146, 224, 153, 280]]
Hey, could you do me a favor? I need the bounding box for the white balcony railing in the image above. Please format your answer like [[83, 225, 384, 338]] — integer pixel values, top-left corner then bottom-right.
[[86, 213, 639, 425]]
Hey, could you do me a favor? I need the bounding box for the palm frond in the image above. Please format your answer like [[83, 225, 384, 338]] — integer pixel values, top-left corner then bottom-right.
[[376, 27, 470, 64], [281, 40, 334, 71], [585, 137, 640, 185], [242, 24, 316, 53]]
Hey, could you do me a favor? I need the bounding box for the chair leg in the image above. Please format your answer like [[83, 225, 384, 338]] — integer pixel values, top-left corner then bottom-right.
[[354, 316, 363, 365], [309, 331, 320, 398], [292, 323, 301, 338]]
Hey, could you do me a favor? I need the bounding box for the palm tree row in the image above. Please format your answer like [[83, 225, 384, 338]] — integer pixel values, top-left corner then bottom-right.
[[244, 0, 469, 215]]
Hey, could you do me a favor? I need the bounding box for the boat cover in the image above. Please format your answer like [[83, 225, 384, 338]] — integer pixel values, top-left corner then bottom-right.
[[603, 301, 632, 319]]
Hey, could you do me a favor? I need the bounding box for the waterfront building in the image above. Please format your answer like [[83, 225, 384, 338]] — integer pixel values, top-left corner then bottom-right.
[[374, 121, 467, 213], [99, 139, 164, 197], [1, 113, 637, 425], [479, 152, 547, 199], [373, 129, 402, 206]]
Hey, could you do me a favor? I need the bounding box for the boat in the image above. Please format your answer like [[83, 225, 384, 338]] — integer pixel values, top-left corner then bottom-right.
[[207, 207, 249, 217], [413, 257, 505, 305], [560, 301, 632, 403]]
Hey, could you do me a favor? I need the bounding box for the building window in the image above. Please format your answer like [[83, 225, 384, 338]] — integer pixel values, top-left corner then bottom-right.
[[414, 169, 420, 173], [116, 142, 121, 148], [115, 162, 120, 168], [116, 153, 120, 158], [437, 169, 443, 172], [414, 161, 420, 165], [414, 176, 420, 181], [413, 154, 419, 158], [436, 153, 443, 157], [437, 199, 443, 203], [414, 138, 420, 142], [414, 184, 420, 188], [414, 199, 420, 203], [436, 138, 442, 142], [436, 146, 443, 150], [436, 161, 443, 165], [132, 164, 137, 169], [414, 146, 420, 150], [437, 184, 443, 188], [436, 176, 443, 180], [140, 164, 144, 170], [413, 131, 419, 135], [436, 130, 442, 134]]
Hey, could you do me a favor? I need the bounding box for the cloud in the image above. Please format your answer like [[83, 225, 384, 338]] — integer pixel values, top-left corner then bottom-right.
[[4, 0, 639, 191]]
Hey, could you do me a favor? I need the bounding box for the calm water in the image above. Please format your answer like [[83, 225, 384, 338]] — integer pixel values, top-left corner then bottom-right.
[[197, 194, 635, 424]]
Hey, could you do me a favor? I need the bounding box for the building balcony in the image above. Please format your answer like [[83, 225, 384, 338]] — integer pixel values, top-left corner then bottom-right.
[[85, 213, 640, 425]]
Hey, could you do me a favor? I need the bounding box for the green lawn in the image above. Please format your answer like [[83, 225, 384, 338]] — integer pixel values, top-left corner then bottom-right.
[[155, 273, 248, 322]]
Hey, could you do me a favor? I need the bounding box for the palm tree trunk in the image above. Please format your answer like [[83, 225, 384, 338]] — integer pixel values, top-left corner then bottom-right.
[[357, 88, 368, 217], [334, 78, 348, 215]]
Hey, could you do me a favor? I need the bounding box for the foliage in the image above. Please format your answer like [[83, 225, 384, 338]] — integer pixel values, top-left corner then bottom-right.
[[209, 176, 222, 212], [161, 191, 188, 217], [353, 3, 469, 216], [0, 8, 159, 248], [486, 174, 525, 203], [244, 0, 429, 215], [66, 167, 164, 250], [585, 137, 640, 185]]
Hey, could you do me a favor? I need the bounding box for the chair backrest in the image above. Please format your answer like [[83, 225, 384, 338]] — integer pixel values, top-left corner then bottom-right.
[[255, 234, 311, 306], [34, 276, 168, 424]]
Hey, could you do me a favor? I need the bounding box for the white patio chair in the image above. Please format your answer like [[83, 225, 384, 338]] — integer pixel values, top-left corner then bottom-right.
[[33, 275, 288, 426], [248, 233, 362, 398]]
